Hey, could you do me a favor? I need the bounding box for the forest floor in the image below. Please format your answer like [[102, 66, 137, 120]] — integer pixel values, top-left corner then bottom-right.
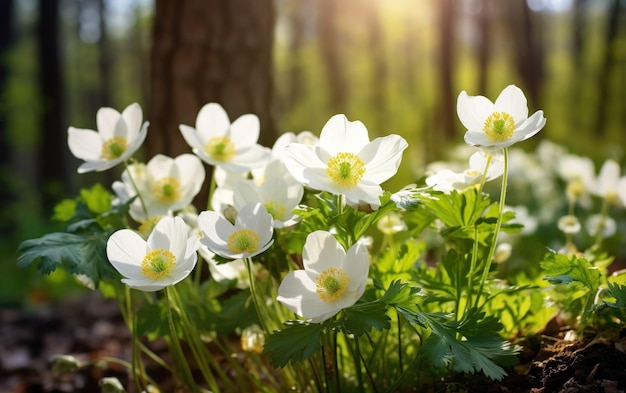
[[1, 292, 625, 393]]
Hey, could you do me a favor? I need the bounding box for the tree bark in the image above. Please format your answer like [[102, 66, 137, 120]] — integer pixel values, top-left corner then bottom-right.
[[0, 0, 14, 236], [436, 0, 457, 147], [37, 0, 67, 212], [148, 0, 277, 162], [317, 0, 348, 114]]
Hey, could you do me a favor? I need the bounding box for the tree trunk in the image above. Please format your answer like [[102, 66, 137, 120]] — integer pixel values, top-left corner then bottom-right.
[[593, 0, 623, 136], [435, 0, 457, 154], [317, 0, 348, 114], [503, 0, 544, 104], [37, 0, 67, 212], [148, 0, 277, 162], [0, 0, 14, 236]]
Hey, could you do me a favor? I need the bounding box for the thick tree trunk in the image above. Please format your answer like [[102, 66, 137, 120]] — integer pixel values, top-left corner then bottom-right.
[[148, 0, 277, 161], [0, 0, 14, 236], [37, 0, 67, 211]]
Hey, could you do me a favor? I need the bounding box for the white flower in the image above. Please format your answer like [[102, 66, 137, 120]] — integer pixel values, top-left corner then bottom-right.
[[179, 103, 271, 172], [377, 211, 407, 235], [233, 176, 304, 228], [585, 214, 616, 239], [198, 202, 274, 259], [557, 154, 595, 203], [276, 230, 369, 323], [590, 159, 626, 206], [106, 216, 199, 292], [283, 114, 408, 207], [113, 154, 205, 220], [558, 215, 581, 235], [425, 151, 503, 193], [68, 103, 149, 173], [457, 85, 546, 150]]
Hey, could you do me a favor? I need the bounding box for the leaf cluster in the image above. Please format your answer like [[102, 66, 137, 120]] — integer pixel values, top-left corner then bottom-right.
[[16, 184, 132, 286]]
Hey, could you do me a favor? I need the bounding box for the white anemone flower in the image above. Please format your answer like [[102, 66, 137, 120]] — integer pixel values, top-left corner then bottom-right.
[[197, 202, 274, 259], [277, 230, 369, 323], [179, 103, 271, 172], [426, 151, 503, 193], [586, 214, 617, 239], [68, 103, 149, 173], [457, 85, 546, 150], [233, 176, 304, 229], [590, 159, 626, 207], [106, 216, 199, 292], [283, 114, 408, 207], [113, 154, 205, 220]]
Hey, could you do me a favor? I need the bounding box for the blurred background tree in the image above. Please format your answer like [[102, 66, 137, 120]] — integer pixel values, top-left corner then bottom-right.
[[1, 0, 625, 305]]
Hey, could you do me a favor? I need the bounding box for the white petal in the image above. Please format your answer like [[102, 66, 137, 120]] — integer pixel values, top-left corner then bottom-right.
[[68, 127, 103, 161], [516, 110, 546, 142], [343, 242, 370, 291], [456, 91, 494, 131], [360, 135, 408, 184], [229, 114, 260, 148], [302, 231, 345, 276], [196, 103, 230, 136], [107, 229, 148, 279], [179, 124, 205, 150], [121, 102, 143, 138], [319, 114, 370, 155], [283, 144, 325, 184], [97, 107, 121, 139], [494, 85, 528, 123], [227, 145, 272, 172], [121, 277, 168, 292], [343, 181, 383, 206]]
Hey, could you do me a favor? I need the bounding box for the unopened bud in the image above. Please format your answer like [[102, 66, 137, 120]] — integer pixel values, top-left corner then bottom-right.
[[49, 354, 81, 376]]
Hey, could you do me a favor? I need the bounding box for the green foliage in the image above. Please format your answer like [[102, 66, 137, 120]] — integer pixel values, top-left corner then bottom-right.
[[264, 321, 325, 368], [418, 310, 520, 381], [16, 184, 130, 287]]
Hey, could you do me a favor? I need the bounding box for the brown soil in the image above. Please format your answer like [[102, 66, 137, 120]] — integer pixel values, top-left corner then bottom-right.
[[2, 293, 625, 393]]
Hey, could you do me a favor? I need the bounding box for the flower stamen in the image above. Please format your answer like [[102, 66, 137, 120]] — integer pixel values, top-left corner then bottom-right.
[[101, 136, 129, 160], [483, 112, 515, 142], [141, 248, 176, 280], [152, 177, 181, 203], [326, 152, 366, 188], [316, 267, 350, 303], [227, 229, 260, 254], [205, 136, 236, 162]]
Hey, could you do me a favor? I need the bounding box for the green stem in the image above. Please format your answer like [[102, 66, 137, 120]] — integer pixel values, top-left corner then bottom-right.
[[164, 287, 199, 392], [396, 310, 403, 374], [125, 286, 146, 392], [245, 257, 270, 333], [593, 198, 610, 249], [123, 160, 149, 217], [474, 148, 509, 309], [169, 286, 225, 392], [464, 153, 493, 316]]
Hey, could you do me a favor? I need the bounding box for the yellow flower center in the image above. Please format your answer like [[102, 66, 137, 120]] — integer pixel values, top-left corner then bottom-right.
[[326, 152, 366, 188], [101, 136, 129, 160], [227, 229, 260, 254], [316, 267, 350, 303], [264, 201, 286, 220], [152, 177, 182, 204], [483, 112, 515, 142], [205, 136, 236, 162], [141, 248, 176, 280]]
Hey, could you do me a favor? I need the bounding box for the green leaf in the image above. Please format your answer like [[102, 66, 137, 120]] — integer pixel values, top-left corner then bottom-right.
[[16, 230, 118, 285], [264, 321, 325, 367], [418, 311, 519, 380], [52, 199, 77, 222], [541, 250, 602, 292], [80, 183, 113, 214], [602, 281, 626, 309], [341, 301, 390, 336]]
